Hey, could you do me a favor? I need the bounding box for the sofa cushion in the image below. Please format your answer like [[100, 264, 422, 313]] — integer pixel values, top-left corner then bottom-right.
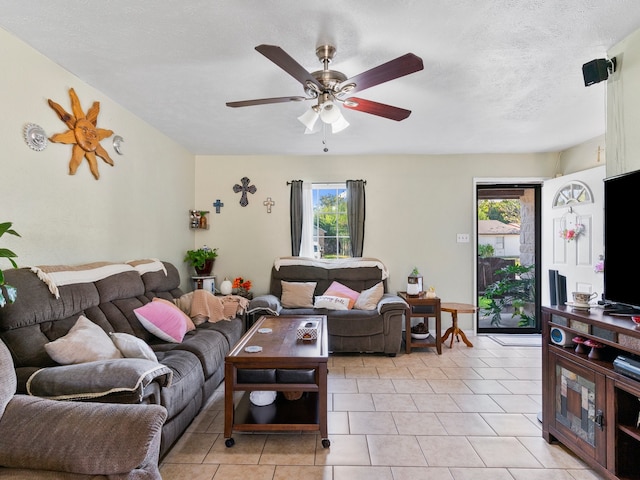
[[324, 281, 359, 309], [281, 281, 316, 308], [314, 295, 350, 310], [154, 349, 205, 418], [134, 301, 189, 343], [109, 332, 158, 362], [327, 309, 385, 336], [44, 316, 122, 365], [354, 282, 384, 310]]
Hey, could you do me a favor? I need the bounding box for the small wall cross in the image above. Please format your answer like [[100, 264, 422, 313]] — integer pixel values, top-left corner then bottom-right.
[[213, 199, 224, 213], [233, 177, 257, 207], [263, 197, 275, 213]]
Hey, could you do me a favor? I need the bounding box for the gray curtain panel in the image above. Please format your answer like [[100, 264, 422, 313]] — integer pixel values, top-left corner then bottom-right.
[[290, 180, 303, 256], [347, 180, 366, 257]]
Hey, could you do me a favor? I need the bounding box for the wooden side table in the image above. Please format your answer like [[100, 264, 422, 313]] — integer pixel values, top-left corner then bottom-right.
[[441, 302, 477, 348], [398, 292, 441, 354]]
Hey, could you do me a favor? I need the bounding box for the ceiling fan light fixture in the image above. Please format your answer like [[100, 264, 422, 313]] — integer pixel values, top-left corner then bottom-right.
[[297, 107, 320, 133], [330, 114, 350, 133], [319, 100, 340, 124]]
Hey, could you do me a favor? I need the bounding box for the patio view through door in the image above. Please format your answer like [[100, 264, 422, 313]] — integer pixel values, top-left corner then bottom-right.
[[476, 184, 541, 334]]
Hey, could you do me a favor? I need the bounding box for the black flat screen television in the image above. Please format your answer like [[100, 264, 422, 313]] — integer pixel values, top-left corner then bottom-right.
[[603, 168, 640, 314]]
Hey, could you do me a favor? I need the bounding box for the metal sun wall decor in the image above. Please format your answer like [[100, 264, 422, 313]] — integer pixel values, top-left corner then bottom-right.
[[47, 88, 115, 180], [233, 177, 257, 206], [23, 123, 48, 151]]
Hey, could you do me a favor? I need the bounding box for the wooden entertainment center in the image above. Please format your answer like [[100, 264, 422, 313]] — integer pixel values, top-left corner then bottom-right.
[[542, 305, 640, 480]]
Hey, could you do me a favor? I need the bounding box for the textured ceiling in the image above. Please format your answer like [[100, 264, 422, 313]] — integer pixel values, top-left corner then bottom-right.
[[1, 0, 640, 156]]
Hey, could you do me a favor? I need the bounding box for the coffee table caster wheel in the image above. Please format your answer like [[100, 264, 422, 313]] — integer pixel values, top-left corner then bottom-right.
[[225, 438, 235, 448], [321, 438, 330, 448]]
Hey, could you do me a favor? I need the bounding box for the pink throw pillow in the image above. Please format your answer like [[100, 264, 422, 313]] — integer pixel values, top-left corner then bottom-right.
[[324, 281, 359, 309], [152, 297, 196, 331], [134, 301, 188, 343]]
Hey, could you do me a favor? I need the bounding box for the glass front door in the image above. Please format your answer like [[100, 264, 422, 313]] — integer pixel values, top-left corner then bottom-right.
[[476, 184, 541, 334]]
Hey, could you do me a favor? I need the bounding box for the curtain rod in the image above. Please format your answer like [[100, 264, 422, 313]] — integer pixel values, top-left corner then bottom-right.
[[286, 180, 367, 185]]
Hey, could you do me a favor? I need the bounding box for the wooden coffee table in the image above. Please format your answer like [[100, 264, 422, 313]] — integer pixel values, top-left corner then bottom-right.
[[224, 315, 329, 448]]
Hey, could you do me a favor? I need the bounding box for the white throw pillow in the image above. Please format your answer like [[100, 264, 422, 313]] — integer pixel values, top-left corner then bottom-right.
[[354, 282, 385, 310], [314, 295, 350, 310], [109, 332, 158, 362], [44, 315, 123, 365]]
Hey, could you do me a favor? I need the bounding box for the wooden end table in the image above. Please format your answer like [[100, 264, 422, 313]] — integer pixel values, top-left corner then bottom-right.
[[441, 302, 477, 348], [398, 292, 441, 354]]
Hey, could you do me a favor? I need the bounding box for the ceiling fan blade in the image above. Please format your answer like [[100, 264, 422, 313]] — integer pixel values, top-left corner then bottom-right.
[[338, 53, 424, 95], [255, 44, 324, 91], [226, 96, 308, 108], [342, 97, 412, 121]]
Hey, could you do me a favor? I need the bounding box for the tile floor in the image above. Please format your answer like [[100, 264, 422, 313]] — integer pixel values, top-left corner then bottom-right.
[[160, 334, 605, 480]]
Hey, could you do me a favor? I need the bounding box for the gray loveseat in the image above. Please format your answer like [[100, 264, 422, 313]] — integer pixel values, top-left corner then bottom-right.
[[248, 257, 407, 356], [0, 260, 243, 458]]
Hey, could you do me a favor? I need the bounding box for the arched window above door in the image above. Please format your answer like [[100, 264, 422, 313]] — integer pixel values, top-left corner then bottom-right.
[[552, 181, 593, 208]]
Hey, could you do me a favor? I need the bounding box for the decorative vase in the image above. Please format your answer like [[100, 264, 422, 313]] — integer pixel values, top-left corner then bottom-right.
[[194, 259, 214, 275], [220, 278, 233, 295], [199, 214, 207, 229]]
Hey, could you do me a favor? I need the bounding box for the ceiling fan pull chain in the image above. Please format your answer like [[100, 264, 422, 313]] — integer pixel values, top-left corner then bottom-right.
[[323, 124, 329, 153]]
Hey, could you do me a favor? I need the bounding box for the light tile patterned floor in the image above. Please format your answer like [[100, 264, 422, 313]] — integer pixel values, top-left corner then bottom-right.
[[160, 334, 605, 480]]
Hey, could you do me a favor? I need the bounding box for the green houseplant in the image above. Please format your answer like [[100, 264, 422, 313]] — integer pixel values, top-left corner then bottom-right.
[[481, 263, 535, 327], [0, 222, 21, 307], [184, 245, 218, 275]]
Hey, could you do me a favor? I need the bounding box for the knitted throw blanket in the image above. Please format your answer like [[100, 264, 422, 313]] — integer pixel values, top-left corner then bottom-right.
[[30, 259, 166, 299]]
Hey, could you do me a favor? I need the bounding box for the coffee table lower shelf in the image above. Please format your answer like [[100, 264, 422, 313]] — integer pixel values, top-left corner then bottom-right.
[[225, 391, 329, 448]]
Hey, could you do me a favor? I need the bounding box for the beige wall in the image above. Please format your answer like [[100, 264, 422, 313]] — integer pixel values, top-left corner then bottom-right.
[[2, 22, 607, 331], [195, 154, 558, 329], [607, 27, 640, 176], [0, 28, 196, 289], [558, 135, 606, 176]]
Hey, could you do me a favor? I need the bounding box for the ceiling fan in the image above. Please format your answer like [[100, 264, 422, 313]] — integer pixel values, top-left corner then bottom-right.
[[226, 44, 424, 134]]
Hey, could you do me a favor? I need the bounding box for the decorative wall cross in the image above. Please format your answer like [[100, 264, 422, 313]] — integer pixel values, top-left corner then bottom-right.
[[233, 177, 257, 207], [263, 197, 275, 213], [213, 199, 224, 213]]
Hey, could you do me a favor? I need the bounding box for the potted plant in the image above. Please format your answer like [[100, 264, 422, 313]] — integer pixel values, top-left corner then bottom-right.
[[481, 263, 535, 327], [183, 245, 218, 275], [0, 222, 20, 307]]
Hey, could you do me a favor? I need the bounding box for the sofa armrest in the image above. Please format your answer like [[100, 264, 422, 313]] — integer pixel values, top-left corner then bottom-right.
[[26, 358, 173, 402], [0, 395, 166, 476], [377, 293, 409, 314], [247, 294, 282, 316]]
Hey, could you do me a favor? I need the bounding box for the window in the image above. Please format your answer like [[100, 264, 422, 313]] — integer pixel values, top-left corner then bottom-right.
[[311, 183, 351, 258], [552, 181, 593, 208]]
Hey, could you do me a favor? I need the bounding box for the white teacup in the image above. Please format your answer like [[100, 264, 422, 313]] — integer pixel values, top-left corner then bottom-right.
[[572, 291, 597, 305]]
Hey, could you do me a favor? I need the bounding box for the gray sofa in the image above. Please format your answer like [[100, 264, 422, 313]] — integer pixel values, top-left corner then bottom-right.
[[0, 337, 167, 479], [248, 257, 407, 356], [0, 261, 243, 458]]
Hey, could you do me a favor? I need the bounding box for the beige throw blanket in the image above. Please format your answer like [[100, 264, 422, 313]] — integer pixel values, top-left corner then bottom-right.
[[30, 262, 135, 299], [126, 258, 167, 276], [176, 290, 249, 325], [30, 259, 168, 299], [274, 256, 389, 280]]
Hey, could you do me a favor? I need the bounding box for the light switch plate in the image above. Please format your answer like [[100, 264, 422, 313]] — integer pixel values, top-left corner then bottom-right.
[[457, 233, 470, 243]]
